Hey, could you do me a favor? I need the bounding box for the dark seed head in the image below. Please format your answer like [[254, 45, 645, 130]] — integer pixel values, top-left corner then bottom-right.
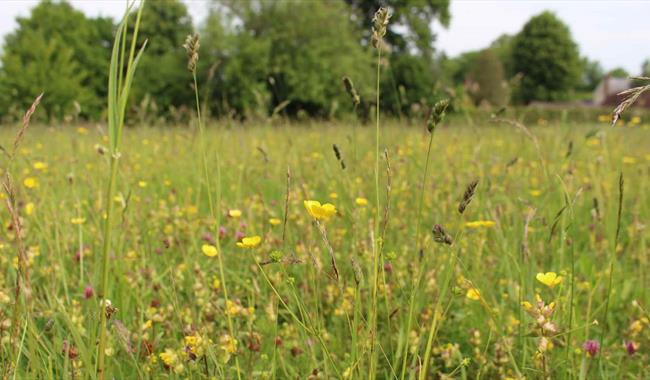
[[458, 179, 479, 214], [432, 224, 453, 245]]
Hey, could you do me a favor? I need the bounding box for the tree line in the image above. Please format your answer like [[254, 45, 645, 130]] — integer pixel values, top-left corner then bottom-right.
[[0, 0, 647, 123]]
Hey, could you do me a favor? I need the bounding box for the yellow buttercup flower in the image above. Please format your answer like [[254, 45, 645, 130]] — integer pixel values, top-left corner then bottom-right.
[[25, 202, 35, 215], [304, 200, 337, 221], [536, 272, 563, 288], [466, 288, 481, 301], [464, 220, 495, 228], [33, 161, 48, 171], [23, 177, 38, 189], [228, 209, 242, 218], [355, 197, 368, 207], [70, 217, 86, 225], [236, 235, 261, 249], [597, 114, 609, 123], [202, 244, 218, 257], [269, 218, 281, 226], [622, 156, 636, 165], [138, 180, 147, 188]]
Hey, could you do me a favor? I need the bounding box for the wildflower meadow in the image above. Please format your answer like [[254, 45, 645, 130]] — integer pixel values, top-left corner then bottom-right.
[[0, 2, 649, 380]]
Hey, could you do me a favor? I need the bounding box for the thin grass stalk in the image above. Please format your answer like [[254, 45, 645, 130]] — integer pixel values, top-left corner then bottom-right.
[[254, 262, 341, 377], [598, 172, 624, 370], [190, 56, 243, 380], [419, 239, 460, 380], [97, 3, 145, 378], [368, 42, 382, 380], [1, 91, 43, 379], [398, 117, 437, 380]]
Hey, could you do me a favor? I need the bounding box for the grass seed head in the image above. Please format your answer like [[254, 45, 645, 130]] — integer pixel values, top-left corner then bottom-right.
[[183, 33, 200, 73], [427, 99, 450, 133], [432, 224, 453, 245], [332, 144, 346, 169], [342, 76, 360, 107], [371, 7, 391, 49], [458, 179, 479, 214]]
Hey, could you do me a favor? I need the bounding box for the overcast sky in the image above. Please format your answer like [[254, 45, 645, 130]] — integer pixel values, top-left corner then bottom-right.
[[1, 0, 649, 74]]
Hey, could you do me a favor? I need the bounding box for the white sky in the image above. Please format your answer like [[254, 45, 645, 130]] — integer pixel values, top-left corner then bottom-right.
[[1, 0, 649, 74]]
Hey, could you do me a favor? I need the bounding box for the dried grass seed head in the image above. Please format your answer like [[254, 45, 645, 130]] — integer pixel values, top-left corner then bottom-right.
[[371, 7, 391, 49], [183, 33, 200, 73]]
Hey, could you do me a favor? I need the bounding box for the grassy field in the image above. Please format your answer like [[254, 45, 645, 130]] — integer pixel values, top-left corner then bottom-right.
[[0, 120, 648, 379]]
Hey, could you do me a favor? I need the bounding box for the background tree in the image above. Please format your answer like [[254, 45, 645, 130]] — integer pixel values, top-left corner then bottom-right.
[[578, 57, 604, 92], [209, 0, 373, 118], [345, 1, 452, 118], [467, 49, 508, 107], [512, 11, 581, 103], [130, 0, 194, 116], [381, 54, 439, 117], [0, 0, 111, 120], [345, 0, 450, 57], [607, 67, 630, 78], [489, 34, 515, 77]]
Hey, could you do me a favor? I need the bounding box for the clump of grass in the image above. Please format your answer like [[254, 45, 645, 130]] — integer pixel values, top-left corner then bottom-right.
[[0, 92, 42, 378], [97, 3, 146, 378], [398, 97, 450, 380]]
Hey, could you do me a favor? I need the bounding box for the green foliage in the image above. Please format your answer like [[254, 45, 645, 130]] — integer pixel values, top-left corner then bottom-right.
[[345, 0, 450, 58], [489, 34, 515, 77], [0, 0, 111, 120], [607, 67, 630, 78], [0, 0, 454, 121], [579, 57, 604, 91], [440, 51, 480, 86], [346, 0, 452, 119], [130, 0, 194, 116], [208, 0, 373, 118], [467, 49, 508, 107], [512, 11, 581, 103], [441, 34, 513, 88], [3, 122, 649, 378], [381, 54, 437, 117]]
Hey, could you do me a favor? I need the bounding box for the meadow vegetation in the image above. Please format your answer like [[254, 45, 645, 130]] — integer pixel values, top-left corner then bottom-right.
[[0, 117, 649, 379], [0, 3, 649, 380]]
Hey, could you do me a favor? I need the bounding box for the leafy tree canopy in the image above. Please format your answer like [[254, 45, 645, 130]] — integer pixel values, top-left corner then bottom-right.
[[512, 11, 581, 103], [0, 0, 112, 120]]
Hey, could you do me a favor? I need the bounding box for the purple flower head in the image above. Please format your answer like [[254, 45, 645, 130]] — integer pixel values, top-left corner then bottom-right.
[[235, 231, 245, 241], [625, 341, 638, 356], [583, 340, 600, 357], [84, 285, 94, 299], [219, 226, 227, 240], [201, 232, 215, 245]]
